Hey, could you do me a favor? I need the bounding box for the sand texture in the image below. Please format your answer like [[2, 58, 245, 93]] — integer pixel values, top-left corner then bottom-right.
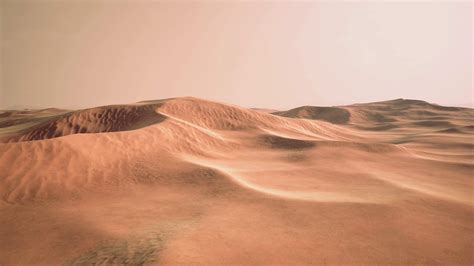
[[0, 97, 473, 265]]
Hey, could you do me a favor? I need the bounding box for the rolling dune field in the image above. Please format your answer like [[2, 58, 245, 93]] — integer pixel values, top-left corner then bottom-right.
[[0, 97, 473, 265]]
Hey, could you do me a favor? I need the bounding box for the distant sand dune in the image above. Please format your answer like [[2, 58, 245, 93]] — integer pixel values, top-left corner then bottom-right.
[[273, 106, 351, 124], [0, 97, 473, 264]]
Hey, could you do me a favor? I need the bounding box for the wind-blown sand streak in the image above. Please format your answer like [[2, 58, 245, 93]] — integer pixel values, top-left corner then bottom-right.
[[0, 97, 472, 264]]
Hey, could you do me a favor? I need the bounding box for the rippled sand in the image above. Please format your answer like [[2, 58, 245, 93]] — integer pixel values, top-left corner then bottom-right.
[[1, 97, 472, 264]]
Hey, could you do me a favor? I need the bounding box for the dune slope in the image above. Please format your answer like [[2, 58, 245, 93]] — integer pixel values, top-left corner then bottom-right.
[[0, 97, 473, 265]]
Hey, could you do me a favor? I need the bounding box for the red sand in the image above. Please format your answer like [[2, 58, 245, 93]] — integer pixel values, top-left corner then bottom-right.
[[0, 97, 473, 264]]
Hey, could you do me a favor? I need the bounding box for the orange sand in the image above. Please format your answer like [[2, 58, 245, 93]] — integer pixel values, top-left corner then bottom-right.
[[0, 97, 472, 264]]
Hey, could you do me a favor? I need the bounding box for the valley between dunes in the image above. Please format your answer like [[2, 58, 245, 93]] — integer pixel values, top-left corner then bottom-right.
[[0, 97, 473, 265]]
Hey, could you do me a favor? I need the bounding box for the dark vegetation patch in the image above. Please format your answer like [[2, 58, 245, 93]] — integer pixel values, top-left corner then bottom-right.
[[67, 232, 163, 265], [67, 219, 198, 266]]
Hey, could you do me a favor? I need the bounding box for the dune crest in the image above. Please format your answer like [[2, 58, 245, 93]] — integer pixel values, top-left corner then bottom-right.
[[0, 97, 473, 264], [274, 98, 474, 131]]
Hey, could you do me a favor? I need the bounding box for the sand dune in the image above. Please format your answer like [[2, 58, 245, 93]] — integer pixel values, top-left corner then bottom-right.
[[275, 98, 473, 127], [0, 104, 166, 142], [0, 97, 473, 264], [273, 106, 351, 124]]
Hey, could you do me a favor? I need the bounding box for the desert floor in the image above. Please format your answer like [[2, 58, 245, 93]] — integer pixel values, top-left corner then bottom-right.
[[0, 97, 473, 265]]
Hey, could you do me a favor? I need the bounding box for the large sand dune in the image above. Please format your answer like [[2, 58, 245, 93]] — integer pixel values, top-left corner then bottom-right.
[[0, 97, 472, 264]]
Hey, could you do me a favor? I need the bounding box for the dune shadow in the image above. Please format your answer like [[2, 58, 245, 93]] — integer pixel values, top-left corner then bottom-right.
[[259, 135, 315, 150], [274, 106, 351, 124], [3, 104, 167, 142]]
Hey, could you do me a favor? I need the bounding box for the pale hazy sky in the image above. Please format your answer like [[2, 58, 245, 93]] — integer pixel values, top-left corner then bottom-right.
[[1, 1, 472, 109]]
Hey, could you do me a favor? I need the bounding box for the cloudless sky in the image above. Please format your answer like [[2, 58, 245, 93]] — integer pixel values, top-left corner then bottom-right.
[[1, 1, 472, 109]]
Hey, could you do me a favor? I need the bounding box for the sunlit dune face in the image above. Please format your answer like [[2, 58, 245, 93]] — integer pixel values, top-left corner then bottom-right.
[[1, 97, 473, 264], [0, 1, 473, 265]]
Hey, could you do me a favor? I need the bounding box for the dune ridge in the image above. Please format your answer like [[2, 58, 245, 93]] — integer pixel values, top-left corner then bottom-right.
[[0, 97, 472, 264], [0, 104, 166, 142], [275, 98, 473, 129]]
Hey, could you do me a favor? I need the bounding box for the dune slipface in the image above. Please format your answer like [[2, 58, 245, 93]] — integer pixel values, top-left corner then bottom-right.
[[0, 97, 473, 265]]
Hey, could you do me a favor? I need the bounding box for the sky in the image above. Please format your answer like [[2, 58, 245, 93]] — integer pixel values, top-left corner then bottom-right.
[[0, 1, 472, 110]]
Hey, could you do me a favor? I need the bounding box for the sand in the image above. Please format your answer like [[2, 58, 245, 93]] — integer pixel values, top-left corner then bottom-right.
[[0, 97, 472, 265]]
